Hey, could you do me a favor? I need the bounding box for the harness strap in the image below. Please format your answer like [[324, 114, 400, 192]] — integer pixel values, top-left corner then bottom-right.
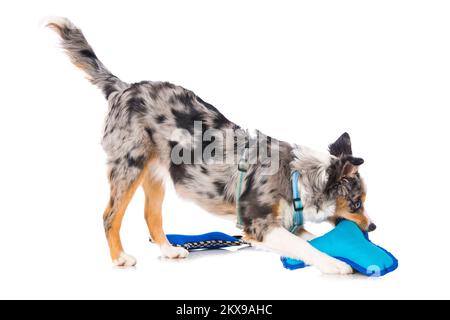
[[290, 170, 304, 233], [235, 154, 304, 234]]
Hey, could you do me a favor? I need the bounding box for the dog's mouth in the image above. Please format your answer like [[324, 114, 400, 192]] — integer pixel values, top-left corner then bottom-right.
[[335, 196, 375, 232], [337, 214, 376, 232]]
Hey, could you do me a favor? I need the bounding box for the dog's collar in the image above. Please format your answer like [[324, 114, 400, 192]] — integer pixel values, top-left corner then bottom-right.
[[290, 170, 304, 233]]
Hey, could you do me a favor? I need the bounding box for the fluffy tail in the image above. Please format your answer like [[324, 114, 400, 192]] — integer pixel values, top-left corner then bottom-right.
[[47, 17, 127, 99]]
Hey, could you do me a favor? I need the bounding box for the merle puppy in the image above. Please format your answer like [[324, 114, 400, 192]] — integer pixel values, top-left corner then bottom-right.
[[48, 17, 374, 274]]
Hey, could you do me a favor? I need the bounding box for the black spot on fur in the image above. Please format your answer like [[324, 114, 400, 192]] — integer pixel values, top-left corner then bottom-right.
[[240, 194, 274, 241], [171, 108, 205, 135], [148, 82, 166, 100], [240, 195, 274, 237], [169, 163, 194, 184], [175, 92, 196, 109], [119, 83, 145, 108], [145, 127, 155, 144], [196, 96, 219, 113], [103, 84, 116, 99], [207, 192, 215, 199], [156, 115, 167, 123], [163, 82, 175, 89], [126, 153, 145, 169], [169, 164, 185, 184], [200, 165, 208, 174], [122, 81, 145, 96], [151, 82, 176, 99], [79, 49, 99, 70], [168, 140, 177, 149], [213, 181, 226, 195], [168, 141, 193, 184], [213, 114, 230, 129], [79, 49, 97, 60], [238, 168, 274, 227], [196, 96, 230, 129], [128, 97, 147, 115]]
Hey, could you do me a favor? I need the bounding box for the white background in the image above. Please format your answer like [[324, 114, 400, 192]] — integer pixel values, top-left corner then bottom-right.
[[0, 0, 449, 299]]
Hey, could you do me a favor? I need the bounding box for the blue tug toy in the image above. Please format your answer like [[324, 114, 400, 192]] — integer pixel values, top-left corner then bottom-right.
[[164, 219, 398, 277], [280, 220, 398, 276]]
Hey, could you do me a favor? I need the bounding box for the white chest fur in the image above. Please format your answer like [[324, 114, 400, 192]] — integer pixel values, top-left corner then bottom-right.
[[279, 197, 335, 228]]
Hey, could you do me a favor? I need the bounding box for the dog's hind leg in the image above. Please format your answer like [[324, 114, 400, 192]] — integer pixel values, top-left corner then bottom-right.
[[103, 160, 149, 267], [142, 165, 188, 259]]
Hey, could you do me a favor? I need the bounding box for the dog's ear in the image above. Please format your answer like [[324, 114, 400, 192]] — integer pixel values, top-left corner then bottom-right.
[[329, 132, 352, 157], [326, 155, 364, 192], [342, 156, 364, 178], [329, 133, 364, 177]]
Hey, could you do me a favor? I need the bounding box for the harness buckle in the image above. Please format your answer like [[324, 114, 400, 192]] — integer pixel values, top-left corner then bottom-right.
[[238, 159, 249, 172], [292, 197, 303, 212]]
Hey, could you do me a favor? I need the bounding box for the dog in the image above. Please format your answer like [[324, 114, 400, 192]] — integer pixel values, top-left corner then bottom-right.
[[47, 17, 375, 274]]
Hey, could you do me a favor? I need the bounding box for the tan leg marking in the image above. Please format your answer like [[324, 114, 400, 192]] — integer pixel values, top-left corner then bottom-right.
[[142, 173, 168, 245], [142, 170, 189, 259], [103, 168, 147, 263]]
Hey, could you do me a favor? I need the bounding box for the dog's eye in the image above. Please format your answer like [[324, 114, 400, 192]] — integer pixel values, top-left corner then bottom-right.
[[353, 200, 362, 211]]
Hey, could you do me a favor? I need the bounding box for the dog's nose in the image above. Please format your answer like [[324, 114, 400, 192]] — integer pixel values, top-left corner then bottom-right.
[[368, 223, 377, 232]]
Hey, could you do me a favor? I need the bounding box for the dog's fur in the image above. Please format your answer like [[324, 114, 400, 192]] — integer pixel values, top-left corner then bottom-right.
[[48, 18, 373, 274]]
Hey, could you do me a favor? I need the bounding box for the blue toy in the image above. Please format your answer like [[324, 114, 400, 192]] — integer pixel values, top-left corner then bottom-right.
[[165, 232, 245, 251], [281, 220, 398, 276], [161, 221, 397, 277]]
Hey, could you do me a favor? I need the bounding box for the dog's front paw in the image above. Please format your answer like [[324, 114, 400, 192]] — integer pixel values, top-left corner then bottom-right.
[[160, 244, 189, 259], [113, 252, 137, 267], [313, 256, 353, 275]]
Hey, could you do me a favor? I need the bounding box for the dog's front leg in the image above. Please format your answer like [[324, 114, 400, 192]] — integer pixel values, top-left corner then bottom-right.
[[254, 227, 352, 275], [295, 228, 316, 241]]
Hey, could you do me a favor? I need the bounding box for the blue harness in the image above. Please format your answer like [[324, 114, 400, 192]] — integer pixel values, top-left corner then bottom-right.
[[290, 170, 304, 233], [235, 148, 304, 233]]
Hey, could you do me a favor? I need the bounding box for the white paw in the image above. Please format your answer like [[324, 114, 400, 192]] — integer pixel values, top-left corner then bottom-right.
[[113, 252, 137, 267], [314, 256, 353, 275], [160, 244, 189, 259]]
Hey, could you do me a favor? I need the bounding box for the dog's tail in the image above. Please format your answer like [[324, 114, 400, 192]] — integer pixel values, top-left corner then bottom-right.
[[46, 17, 127, 100]]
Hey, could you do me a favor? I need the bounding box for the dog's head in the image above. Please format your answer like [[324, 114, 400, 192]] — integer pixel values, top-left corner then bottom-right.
[[326, 133, 376, 232]]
